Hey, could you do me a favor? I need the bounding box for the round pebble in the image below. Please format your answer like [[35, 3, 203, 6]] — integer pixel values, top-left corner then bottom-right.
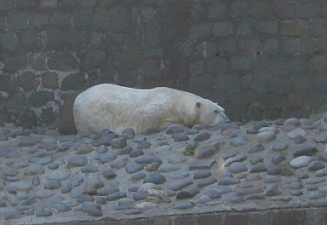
[[68, 156, 88, 167], [290, 156, 313, 168], [257, 131, 276, 142]]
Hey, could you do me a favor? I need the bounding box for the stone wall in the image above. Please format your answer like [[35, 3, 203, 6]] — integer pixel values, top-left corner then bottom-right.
[[0, 0, 327, 129]]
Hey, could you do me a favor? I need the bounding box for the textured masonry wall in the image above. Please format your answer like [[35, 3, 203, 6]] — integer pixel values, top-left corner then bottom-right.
[[0, 0, 327, 129]]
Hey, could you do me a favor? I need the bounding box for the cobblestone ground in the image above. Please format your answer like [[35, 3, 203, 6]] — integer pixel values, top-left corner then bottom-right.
[[1, 113, 327, 225]]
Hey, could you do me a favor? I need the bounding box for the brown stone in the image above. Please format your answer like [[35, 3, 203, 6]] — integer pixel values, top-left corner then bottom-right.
[[42, 72, 59, 89]]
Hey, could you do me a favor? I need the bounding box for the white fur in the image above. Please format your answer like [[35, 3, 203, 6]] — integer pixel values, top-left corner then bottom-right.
[[73, 84, 228, 134]]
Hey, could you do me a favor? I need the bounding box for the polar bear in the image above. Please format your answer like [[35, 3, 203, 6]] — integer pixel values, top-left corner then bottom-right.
[[73, 84, 229, 134]]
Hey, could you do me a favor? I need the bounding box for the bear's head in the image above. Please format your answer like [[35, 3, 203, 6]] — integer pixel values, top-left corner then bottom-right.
[[193, 99, 229, 126]]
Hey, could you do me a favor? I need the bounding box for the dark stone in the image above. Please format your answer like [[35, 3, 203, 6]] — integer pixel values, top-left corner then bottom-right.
[[176, 186, 200, 199], [21, 110, 38, 129], [143, 172, 166, 185], [58, 93, 78, 135], [42, 72, 59, 89], [61, 73, 86, 91], [0, 32, 18, 51], [293, 146, 318, 157], [40, 108, 55, 124], [29, 91, 54, 107], [47, 52, 78, 71], [4, 55, 27, 72]]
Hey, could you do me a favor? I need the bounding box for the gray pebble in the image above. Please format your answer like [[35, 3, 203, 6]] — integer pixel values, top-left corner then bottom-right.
[[194, 132, 211, 142], [47, 171, 71, 180], [218, 177, 240, 185], [265, 184, 281, 196], [271, 141, 289, 151], [250, 163, 267, 173], [158, 164, 180, 173], [195, 144, 220, 159], [225, 154, 247, 166], [126, 162, 143, 174], [230, 136, 249, 146], [83, 203, 103, 217], [143, 172, 166, 185], [117, 146, 133, 155], [131, 173, 146, 181], [35, 190, 55, 199], [290, 156, 313, 168], [97, 152, 117, 164], [248, 144, 264, 153], [172, 133, 189, 142], [68, 156, 88, 167], [188, 159, 215, 170], [44, 180, 62, 190], [96, 146, 108, 154], [173, 201, 195, 209], [176, 186, 200, 199], [271, 154, 286, 164], [193, 170, 212, 179], [110, 194, 129, 204], [257, 131, 276, 142], [36, 209, 52, 217], [48, 162, 59, 170], [249, 156, 263, 165], [293, 146, 317, 157], [24, 164, 45, 175], [55, 203, 71, 212], [308, 161, 325, 171], [154, 145, 172, 154], [102, 168, 117, 179], [314, 131, 327, 143], [135, 155, 162, 164], [129, 149, 144, 158], [170, 179, 193, 191], [111, 137, 127, 149], [229, 162, 248, 173], [166, 126, 185, 134], [197, 177, 217, 188], [81, 165, 99, 173], [137, 141, 151, 149], [168, 153, 187, 164], [287, 128, 307, 139], [110, 157, 129, 169], [169, 171, 190, 179]]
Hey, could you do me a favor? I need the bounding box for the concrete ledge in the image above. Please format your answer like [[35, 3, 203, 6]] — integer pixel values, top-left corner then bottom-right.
[[41, 207, 327, 225]]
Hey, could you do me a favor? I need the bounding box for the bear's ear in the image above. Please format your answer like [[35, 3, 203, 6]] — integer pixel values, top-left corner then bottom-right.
[[195, 102, 201, 108]]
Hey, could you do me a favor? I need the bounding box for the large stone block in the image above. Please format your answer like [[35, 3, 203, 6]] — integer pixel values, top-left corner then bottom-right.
[[0, 0, 13, 11], [190, 23, 212, 40], [51, 12, 71, 26], [213, 22, 233, 37], [231, 1, 251, 18], [230, 56, 254, 71], [208, 2, 228, 20], [21, 31, 41, 50], [7, 12, 29, 30], [256, 21, 278, 35], [30, 13, 50, 27], [73, 7, 94, 28], [280, 20, 308, 37], [1, 32, 19, 51]]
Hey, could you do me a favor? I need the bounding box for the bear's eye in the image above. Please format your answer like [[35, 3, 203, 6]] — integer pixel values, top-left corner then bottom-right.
[[214, 110, 219, 114]]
